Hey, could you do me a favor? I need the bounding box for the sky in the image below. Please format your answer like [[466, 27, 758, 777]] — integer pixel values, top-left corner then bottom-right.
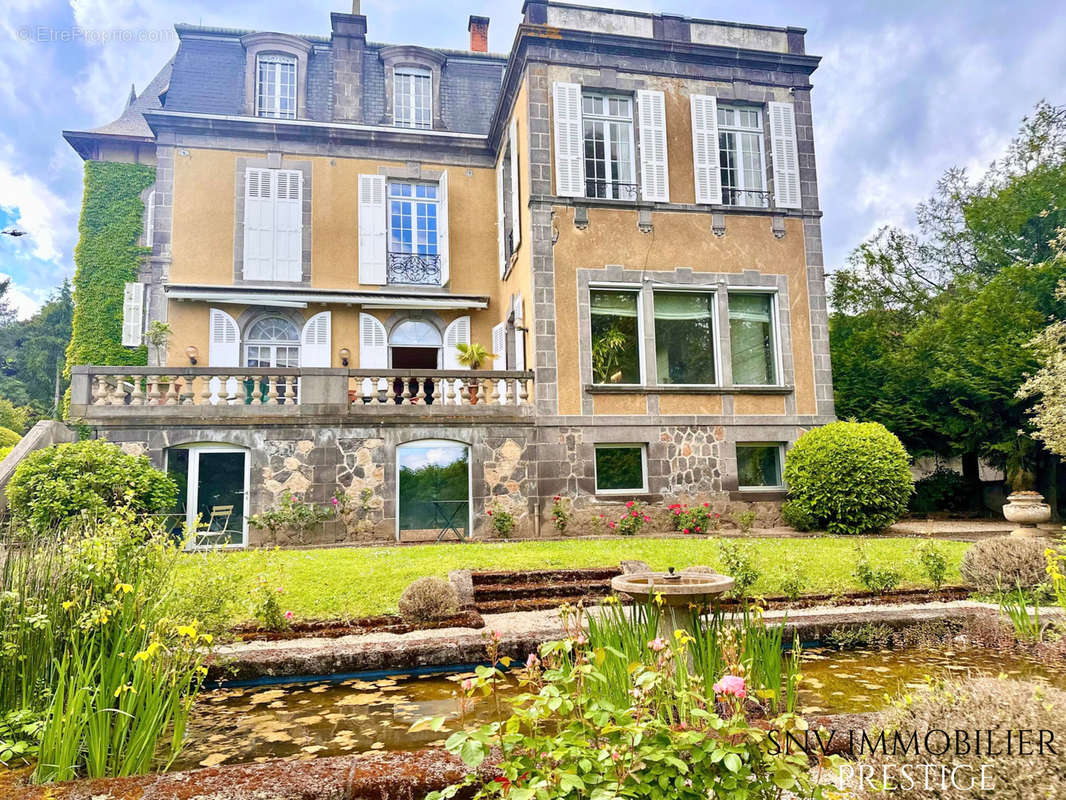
[[0, 0, 1063, 319]]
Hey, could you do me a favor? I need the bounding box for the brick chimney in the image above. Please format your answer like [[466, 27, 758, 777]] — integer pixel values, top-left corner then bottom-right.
[[468, 15, 489, 52]]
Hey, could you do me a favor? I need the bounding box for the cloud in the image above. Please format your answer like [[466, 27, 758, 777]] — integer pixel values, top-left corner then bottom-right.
[[0, 137, 72, 264]]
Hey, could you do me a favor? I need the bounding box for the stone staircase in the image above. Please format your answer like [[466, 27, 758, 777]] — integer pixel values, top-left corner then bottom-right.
[[470, 566, 623, 613]]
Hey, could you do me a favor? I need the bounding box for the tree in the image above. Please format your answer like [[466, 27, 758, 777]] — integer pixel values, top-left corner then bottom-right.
[[830, 102, 1066, 500], [1020, 249, 1066, 458], [0, 281, 74, 419]]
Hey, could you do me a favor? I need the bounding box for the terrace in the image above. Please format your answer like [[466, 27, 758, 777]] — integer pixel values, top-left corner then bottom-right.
[[68, 366, 535, 420]]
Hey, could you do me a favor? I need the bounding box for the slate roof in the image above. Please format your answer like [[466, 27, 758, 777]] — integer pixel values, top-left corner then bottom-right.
[[88, 56, 174, 139]]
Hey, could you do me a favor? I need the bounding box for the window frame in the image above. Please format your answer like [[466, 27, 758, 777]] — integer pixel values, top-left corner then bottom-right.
[[651, 285, 721, 388], [717, 104, 767, 208], [387, 180, 440, 257], [243, 315, 301, 368], [255, 53, 297, 120], [735, 442, 786, 492], [594, 443, 648, 495], [581, 91, 637, 201], [394, 66, 433, 129], [726, 288, 782, 388], [588, 282, 645, 387], [166, 444, 251, 550]]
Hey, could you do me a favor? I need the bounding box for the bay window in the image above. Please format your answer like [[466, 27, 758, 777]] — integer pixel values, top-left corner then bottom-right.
[[590, 289, 641, 385], [582, 93, 636, 200], [718, 105, 766, 207], [728, 293, 777, 386], [653, 291, 717, 385]]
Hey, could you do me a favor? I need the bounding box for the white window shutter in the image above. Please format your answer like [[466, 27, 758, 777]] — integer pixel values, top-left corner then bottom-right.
[[358, 312, 388, 396], [443, 315, 470, 369], [512, 294, 525, 372], [491, 321, 508, 402], [243, 168, 274, 281], [636, 90, 669, 202], [357, 174, 387, 284], [552, 82, 584, 197], [438, 170, 449, 286], [209, 308, 240, 366], [496, 158, 506, 277], [121, 282, 144, 346], [144, 190, 156, 248], [508, 117, 521, 248], [273, 170, 303, 281], [768, 101, 801, 209], [690, 94, 722, 205], [300, 311, 331, 367]]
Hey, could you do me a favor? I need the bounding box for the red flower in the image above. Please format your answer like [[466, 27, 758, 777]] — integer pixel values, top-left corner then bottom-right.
[[683, 528, 690, 534], [487, 510, 493, 516], [626, 501, 635, 508]]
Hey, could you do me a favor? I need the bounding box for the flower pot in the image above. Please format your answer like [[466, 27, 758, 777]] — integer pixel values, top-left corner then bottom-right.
[[467, 381, 480, 405], [1003, 491, 1051, 537]]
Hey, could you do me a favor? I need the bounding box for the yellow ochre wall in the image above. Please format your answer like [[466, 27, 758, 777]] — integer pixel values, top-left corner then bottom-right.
[[166, 143, 530, 370], [551, 209, 816, 418]]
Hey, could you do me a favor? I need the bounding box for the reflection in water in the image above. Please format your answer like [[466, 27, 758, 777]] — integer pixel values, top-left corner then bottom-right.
[[175, 646, 1066, 770]]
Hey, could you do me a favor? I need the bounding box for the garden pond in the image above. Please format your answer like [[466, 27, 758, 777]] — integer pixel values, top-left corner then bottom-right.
[[174, 644, 1066, 770]]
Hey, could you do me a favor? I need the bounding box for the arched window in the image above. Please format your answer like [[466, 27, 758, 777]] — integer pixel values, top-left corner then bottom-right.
[[390, 320, 442, 347], [245, 315, 300, 367]]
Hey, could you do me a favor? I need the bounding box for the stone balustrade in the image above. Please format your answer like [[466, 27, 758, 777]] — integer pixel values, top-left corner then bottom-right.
[[68, 366, 534, 417]]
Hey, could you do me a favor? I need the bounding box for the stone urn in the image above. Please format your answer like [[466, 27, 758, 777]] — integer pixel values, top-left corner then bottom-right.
[[1003, 491, 1051, 537]]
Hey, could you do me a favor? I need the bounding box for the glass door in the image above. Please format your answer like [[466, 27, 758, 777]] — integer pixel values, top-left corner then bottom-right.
[[169, 446, 249, 548], [396, 440, 470, 541]]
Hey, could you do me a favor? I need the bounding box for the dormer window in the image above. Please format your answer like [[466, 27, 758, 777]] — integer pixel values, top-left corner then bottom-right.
[[394, 67, 432, 129], [256, 54, 297, 119]]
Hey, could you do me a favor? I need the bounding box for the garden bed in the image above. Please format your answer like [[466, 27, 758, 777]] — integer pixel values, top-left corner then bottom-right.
[[230, 610, 484, 642]]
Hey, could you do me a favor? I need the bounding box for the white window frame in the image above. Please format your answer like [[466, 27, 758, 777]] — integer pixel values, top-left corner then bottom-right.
[[387, 181, 440, 257], [726, 287, 782, 389], [581, 91, 637, 201], [394, 439, 471, 542], [588, 282, 645, 386], [394, 66, 432, 129], [167, 444, 251, 550], [650, 284, 721, 388], [717, 104, 767, 208], [736, 442, 786, 492], [255, 53, 297, 120], [243, 315, 301, 368], [594, 443, 648, 495]]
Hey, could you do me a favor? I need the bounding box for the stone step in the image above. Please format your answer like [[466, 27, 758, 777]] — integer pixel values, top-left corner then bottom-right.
[[473, 578, 615, 603], [470, 566, 621, 586]]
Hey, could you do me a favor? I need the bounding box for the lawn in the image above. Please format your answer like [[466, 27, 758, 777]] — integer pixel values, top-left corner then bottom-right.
[[175, 536, 970, 625]]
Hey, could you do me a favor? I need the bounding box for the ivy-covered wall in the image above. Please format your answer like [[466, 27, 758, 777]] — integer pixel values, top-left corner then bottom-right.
[[65, 161, 154, 371]]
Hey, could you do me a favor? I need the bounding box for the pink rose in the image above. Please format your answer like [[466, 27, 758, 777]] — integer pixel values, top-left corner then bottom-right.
[[284, 610, 294, 620], [713, 674, 747, 699], [643, 515, 650, 522], [608, 521, 616, 529], [683, 528, 690, 534], [525, 652, 540, 669], [461, 678, 476, 691], [648, 637, 667, 652]]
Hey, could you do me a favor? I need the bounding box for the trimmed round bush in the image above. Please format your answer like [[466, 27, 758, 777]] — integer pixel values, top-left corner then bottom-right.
[[780, 499, 818, 532], [397, 577, 460, 623], [0, 426, 21, 448], [782, 421, 912, 536], [960, 535, 1052, 593], [6, 439, 178, 532], [858, 677, 1066, 799]]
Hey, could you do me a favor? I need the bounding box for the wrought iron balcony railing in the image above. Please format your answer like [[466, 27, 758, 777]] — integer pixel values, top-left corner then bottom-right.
[[720, 188, 771, 208], [584, 180, 640, 201], [386, 251, 442, 286]]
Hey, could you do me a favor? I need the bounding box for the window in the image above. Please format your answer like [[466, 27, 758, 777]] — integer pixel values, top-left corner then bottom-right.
[[256, 54, 296, 119], [653, 291, 717, 385], [736, 443, 784, 490], [595, 444, 647, 493], [395, 67, 432, 129], [590, 289, 641, 384], [582, 93, 636, 200], [167, 445, 249, 548], [718, 105, 766, 207], [397, 440, 469, 540], [387, 182, 440, 285], [728, 293, 777, 385], [244, 315, 300, 368]]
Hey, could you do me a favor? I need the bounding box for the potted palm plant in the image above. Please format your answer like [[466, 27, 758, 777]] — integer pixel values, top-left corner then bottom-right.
[[455, 342, 496, 404]]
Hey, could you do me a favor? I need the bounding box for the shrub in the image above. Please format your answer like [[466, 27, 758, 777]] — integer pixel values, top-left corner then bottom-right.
[[6, 439, 177, 532], [783, 421, 913, 535], [857, 677, 1066, 799], [908, 466, 977, 514], [853, 542, 901, 594], [487, 502, 515, 538], [960, 535, 1052, 594], [550, 495, 570, 534], [398, 577, 459, 622], [250, 576, 291, 632], [779, 561, 807, 601], [668, 502, 720, 535], [730, 509, 757, 534], [718, 539, 760, 598], [616, 500, 650, 536], [0, 445, 12, 462], [917, 540, 948, 590], [780, 499, 818, 532], [0, 427, 20, 448]]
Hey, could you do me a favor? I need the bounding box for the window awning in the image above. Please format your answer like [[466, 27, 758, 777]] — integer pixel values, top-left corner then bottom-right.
[[166, 284, 490, 310]]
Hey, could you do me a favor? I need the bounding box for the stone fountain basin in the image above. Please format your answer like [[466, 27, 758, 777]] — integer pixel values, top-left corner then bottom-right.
[[611, 571, 734, 606]]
